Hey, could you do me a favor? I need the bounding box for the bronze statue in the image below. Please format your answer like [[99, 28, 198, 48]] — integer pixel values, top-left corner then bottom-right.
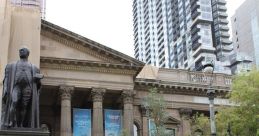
[[1, 47, 43, 129]]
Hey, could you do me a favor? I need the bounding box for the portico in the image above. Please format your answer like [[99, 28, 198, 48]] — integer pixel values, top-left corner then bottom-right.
[[40, 86, 136, 136]]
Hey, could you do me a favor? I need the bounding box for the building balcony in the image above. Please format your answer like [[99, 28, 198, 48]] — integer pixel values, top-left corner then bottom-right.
[[134, 41, 139, 48], [134, 52, 139, 58], [218, 12, 228, 18], [215, 45, 231, 52], [191, 26, 200, 35], [218, 5, 227, 11], [145, 43, 151, 51], [134, 48, 139, 55], [193, 45, 215, 58], [191, 2, 200, 13], [192, 41, 201, 51], [194, 62, 203, 71], [217, 0, 227, 5], [190, 0, 198, 6], [191, 34, 201, 43], [221, 38, 232, 44], [219, 25, 229, 31], [220, 45, 233, 51], [191, 10, 201, 20], [218, 19, 229, 24], [220, 32, 230, 38]]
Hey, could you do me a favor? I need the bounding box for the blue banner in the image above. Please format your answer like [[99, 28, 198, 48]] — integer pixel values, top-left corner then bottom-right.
[[148, 119, 156, 136], [105, 109, 122, 136], [73, 108, 91, 136]]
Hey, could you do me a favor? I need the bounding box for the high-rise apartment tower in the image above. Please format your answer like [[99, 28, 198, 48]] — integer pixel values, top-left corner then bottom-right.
[[231, 0, 259, 67], [133, 0, 232, 72]]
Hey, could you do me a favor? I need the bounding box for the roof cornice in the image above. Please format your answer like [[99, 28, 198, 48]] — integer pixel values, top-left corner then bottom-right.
[[134, 78, 231, 97], [40, 57, 143, 75]]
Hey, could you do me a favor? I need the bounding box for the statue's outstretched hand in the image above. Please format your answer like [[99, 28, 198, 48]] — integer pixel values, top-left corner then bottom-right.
[[34, 73, 44, 81]]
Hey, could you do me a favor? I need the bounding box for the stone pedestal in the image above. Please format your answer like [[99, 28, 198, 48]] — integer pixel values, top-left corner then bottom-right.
[[59, 86, 74, 136], [0, 128, 50, 136], [91, 88, 105, 136], [122, 90, 134, 136]]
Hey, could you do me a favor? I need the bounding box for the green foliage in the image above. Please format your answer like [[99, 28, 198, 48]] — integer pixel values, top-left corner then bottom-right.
[[191, 69, 259, 136], [191, 113, 210, 136], [120, 129, 129, 136], [226, 69, 259, 135], [143, 88, 169, 136]]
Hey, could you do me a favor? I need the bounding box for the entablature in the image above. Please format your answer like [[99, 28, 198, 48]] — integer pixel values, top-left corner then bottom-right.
[[134, 78, 230, 97], [40, 57, 142, 75]]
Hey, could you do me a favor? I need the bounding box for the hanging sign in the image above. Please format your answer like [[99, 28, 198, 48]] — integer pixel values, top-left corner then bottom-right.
[[73, 108, 91, 136], [105, 109, 122, 136]]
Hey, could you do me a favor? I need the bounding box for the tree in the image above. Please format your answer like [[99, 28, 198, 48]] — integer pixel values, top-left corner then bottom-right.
[[191, 69, 259, 136], [191, 113, 210, 136], [143, 88, 170, 136], [225, 69, 259, 135]]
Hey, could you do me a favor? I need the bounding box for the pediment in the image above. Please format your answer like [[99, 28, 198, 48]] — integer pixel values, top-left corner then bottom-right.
[[40, 34, 105, 62], [40, 20, 144, 66], [165, 116, 180, 124]]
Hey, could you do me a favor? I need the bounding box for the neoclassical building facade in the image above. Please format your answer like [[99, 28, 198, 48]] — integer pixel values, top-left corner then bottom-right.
[[0, 3, 231, 135], [37, 20, 231, 136]]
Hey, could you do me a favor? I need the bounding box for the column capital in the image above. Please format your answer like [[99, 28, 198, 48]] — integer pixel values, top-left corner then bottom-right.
[[140, 106, 149, 117], [91, 88, 105, 102], [122, 90, 135, 104], [179, 108, 192, 119], [59, 85, 74, 100]]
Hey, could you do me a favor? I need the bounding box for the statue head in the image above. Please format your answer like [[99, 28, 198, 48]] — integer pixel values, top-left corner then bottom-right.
[[19, 47, 30, 59]]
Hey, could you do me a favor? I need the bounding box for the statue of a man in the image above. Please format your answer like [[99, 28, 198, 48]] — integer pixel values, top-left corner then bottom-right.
[[1, 47, 43, 129]]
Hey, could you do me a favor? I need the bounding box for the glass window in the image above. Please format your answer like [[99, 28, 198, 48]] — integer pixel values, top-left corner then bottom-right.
[[165, 128, 176, 136], [134, 124, 139, 136]]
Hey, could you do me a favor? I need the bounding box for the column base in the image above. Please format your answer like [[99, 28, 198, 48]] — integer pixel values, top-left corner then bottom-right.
[[0, 128, 50, 136]]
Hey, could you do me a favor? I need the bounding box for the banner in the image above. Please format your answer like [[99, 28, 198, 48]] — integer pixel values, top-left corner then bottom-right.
[[73, 108, 91, 136], [105, 109, 122, 136], [148, 119, 175, 136], [148, 119, 156, 136]]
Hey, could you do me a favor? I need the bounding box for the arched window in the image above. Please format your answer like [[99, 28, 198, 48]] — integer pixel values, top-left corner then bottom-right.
[[134, 121, 141, 136], [134, 124, 138, 136], [165, 128, 176, 136]]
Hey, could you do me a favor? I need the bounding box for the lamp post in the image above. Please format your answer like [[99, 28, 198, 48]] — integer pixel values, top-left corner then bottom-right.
[[203, 61, 216, 136]]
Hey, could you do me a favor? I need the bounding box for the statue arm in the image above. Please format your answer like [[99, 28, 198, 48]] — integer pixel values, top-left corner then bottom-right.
[[37, 70, 42, 91], [2, 64, 10, 103], [34, 67, 42, 91]]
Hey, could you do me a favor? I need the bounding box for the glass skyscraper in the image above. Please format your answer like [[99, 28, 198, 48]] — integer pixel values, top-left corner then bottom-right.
[[133, 0, 232, 73]]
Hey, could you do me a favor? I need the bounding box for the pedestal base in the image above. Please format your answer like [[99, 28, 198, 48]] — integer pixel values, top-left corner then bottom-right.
[[0, 128, 50, 136]]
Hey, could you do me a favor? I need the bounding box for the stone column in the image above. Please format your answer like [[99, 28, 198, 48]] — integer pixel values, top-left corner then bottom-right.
[[179, 108, 192, 136], [122, 90, 134, 136], [141, 106, 149, 136], [91, 88, 105, 136], [59, 86, 74, 136]]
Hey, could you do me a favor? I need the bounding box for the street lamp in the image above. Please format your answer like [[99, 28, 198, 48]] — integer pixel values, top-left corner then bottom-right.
[[203, 60, 216, 136]]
